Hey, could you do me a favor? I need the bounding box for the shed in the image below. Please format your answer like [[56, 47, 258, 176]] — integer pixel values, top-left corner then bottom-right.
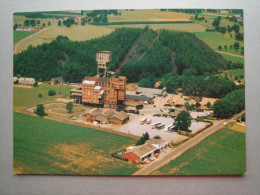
[[109, 111, 129, 125], [146, 138, 168, 151], [94, 109, 115, 124]]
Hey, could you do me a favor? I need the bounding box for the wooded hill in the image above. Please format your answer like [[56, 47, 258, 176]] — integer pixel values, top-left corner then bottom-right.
[[14, 27, 228, 85]]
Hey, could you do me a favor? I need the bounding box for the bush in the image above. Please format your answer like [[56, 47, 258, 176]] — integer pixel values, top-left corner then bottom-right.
[[48, 89, 56, 96], [38, 93, 42, 97], [33, 81, 38, 87], [153, 135, 161, 139]]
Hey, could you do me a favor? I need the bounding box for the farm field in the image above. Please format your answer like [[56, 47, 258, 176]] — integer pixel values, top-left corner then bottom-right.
[[15, 24, 114, 52], [108, 9, 193, 22], [220, 53, 244, 64], [13, 31, 36, 44], [150, 128, 246, 175], [13, 84, 73, 108], [13, 112, 138, 175], [194, 32, 244, 56]]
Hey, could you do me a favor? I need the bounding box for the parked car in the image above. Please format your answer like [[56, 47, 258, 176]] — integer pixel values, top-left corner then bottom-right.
[[136, 105, 144, 110], [146, 119, 152, 124], [153, 114, 161, 117]]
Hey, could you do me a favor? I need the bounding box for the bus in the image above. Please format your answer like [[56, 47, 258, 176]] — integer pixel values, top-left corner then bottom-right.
[[140, 118, 147, 125], [157, 124, 165, 130], [152, 122, 161, 129], [146, 119, 152, 124]]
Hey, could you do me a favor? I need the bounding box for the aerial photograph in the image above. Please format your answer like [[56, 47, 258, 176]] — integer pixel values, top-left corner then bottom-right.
[[13, 9, 245, 176]]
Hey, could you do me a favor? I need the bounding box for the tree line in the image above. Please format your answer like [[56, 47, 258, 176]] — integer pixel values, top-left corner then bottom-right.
[[14, 28, 142, 82]]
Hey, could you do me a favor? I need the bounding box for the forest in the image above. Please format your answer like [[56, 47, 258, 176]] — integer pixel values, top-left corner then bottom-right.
[[13, 27, 240, 99]]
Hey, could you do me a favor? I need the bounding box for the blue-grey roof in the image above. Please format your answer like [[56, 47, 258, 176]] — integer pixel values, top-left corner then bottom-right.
[[126, 94, 151, 101]]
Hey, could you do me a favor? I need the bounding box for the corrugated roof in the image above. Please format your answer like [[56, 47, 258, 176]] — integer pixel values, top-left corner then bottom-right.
[[99, 109, 115, 118], [110, 111, 129, 121], [126, 144, 156, 157], [87, 108, 102, 117]]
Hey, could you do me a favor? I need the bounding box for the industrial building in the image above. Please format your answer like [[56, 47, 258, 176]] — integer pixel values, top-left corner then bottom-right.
[[70, 51, 127, 109]]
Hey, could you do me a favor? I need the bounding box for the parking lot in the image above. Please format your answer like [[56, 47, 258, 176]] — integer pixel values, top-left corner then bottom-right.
[[115, 105, 208, 143]]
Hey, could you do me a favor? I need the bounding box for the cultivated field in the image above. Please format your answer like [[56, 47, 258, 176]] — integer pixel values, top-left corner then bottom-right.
[[13, 31, 36, 44], [150, 128, 246, 175], [194, 32, 244, 56], [108, 10, 193, 22], [13, 112, 138, 175], [14, 24, 114, 52], [13, 84, 73, 108]]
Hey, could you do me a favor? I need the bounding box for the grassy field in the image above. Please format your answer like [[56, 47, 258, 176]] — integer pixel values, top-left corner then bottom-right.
[[226, 69, 244, 77], [13, 31, 36, 44], [220, 53, 244, 64], [108, 10, 192, 22], [13, 112, 138, 175], [13, 84, 73, 108], [194, 32, 244, 56], [151, 128, 246, 175], [15, 24, 114, 52]]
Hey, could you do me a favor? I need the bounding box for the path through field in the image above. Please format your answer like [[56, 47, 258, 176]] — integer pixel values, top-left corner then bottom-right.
[[13, 25, 58, 54], [215, 50, 244, 58]]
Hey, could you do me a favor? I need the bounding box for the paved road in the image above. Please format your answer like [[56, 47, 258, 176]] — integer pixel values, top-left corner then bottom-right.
[[133, 110, 245, 175]]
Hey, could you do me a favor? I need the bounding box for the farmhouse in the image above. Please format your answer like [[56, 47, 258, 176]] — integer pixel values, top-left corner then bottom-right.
[[18, 77, 35, 86], [122, 143, 157, 162]]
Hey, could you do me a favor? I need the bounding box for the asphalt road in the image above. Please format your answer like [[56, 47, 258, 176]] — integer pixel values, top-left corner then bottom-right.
[[133, 110, 245, 175]]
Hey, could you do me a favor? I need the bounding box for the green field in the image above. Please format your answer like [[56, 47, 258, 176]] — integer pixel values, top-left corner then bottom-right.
[[194, 32, 244, 56], [220, 53, 244, 64], [151, 128, 246, 175], [226, 69, 244, 77], [13, 85, 73, 108], [13, 31, 36, 44], [13, 112, 138, 175]]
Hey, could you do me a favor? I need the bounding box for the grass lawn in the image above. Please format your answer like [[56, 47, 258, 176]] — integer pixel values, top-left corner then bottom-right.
[[194, 32, 244, 56], [220, 53, 244, 64], [13, 84, 73, 108], [150, 128, 246, 175], [13, 31, 36, 44], [13, 112, 138, 175]]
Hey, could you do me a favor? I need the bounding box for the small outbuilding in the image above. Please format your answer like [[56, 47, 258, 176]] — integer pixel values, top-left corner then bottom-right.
[[95, 109, 115, 124], [122, 143, 157, 162], [145, 138, 169, 152], [109, 111, 129, 125]]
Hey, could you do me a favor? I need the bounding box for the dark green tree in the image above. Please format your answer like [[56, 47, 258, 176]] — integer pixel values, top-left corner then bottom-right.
[[33, 81, 38, 87], [174, 111, 191, 131], [48, 89, 56, 96], [234, 42, 240, 50], [42, 23, 45, 27], [136, 132, 150, 145], [66, 102, 73, 113], [206, 101, 211, 108], [58, 20, 61, 26], [35, 104, 47, 117], [13, 23, 18, 30], [48, 21, 51, 26]]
